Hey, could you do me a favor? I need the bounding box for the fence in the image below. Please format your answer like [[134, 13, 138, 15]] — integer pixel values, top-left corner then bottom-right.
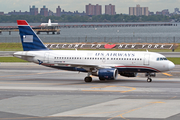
[[0, 36, 179, 43]]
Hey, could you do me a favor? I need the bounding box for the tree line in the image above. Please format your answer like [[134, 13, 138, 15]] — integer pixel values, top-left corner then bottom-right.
[[0, 14, 180, 23]]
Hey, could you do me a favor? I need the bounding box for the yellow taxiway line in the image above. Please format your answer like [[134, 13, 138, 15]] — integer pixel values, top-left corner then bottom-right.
[[162, 73, 173, 76]]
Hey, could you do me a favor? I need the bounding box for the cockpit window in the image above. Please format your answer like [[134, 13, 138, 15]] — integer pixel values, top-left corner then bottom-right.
[[157, 57, 168, 61]]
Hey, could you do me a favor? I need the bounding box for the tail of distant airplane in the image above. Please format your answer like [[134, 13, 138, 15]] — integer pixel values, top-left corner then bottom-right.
[[41, 19, 58, 26], [48, 19, 51, 26], [17, 20, 48, 51]]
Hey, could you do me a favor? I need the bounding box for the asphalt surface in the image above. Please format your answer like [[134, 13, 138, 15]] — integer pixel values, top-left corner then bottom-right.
[[0, 63, 180, 120], [0, 51, 180, 57]]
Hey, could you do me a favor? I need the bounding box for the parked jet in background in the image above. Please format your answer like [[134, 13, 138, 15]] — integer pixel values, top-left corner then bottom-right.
[[14, 20, 175, 83], [41, 19, 58, 26]]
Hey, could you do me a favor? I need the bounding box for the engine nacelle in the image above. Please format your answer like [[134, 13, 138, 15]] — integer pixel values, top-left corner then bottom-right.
[[98, 68, 118, 80], [120, 72, 137, 77]]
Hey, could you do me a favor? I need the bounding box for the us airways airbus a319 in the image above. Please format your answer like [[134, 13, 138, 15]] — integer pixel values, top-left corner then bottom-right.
[[13, 20, 175, 83]]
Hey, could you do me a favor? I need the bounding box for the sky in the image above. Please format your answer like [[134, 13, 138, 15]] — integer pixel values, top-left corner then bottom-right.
[[0, 0, 180, 14]]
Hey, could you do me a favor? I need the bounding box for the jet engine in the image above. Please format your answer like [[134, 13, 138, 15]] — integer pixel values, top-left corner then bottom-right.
[[98, 68, 118, 80]]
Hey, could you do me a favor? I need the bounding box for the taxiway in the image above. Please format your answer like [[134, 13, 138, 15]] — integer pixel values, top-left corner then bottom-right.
[[0, 63, 180, 120]]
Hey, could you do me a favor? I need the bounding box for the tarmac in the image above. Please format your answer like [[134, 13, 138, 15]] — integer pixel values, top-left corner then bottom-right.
[[0, 63, 180, 120]]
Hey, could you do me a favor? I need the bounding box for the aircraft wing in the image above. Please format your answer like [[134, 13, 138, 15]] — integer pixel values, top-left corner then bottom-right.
[[54, 62, 122, 70]]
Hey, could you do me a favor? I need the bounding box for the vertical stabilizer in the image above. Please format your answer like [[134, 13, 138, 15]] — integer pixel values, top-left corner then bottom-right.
[[48, 19, 51, 26], [17, 20, 48, 51]]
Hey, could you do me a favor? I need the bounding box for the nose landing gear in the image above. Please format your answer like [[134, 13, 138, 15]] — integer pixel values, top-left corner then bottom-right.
[[145, 73, 156, 83], [147, 77, 152, 82]]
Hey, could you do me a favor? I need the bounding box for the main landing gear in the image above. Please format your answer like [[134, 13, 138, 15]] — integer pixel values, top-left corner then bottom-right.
[[84, 76, 92, 83], [84, 72, 92, 83]]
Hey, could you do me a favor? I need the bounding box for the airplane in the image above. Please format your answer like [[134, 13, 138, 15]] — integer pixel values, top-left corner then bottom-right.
[[14, 20, 175, 83], [40, 19, 58, 26]]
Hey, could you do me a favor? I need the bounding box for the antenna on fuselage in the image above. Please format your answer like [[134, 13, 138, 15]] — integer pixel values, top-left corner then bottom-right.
[[146, 49, 149, 52]]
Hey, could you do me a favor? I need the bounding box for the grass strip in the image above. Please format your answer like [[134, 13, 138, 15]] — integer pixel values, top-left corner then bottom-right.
[[0, 57, 27, 62], [0, 43, 23, 51], [167, 58, 180, 65]]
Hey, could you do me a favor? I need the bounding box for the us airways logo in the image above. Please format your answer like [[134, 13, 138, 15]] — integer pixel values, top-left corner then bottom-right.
[[95, 53, 135, 57], [37, 59, 43, 65], [23, 35, 33, 43]]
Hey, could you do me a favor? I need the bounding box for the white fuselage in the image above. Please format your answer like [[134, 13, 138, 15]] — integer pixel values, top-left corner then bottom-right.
[[14, 50, 175, 73]]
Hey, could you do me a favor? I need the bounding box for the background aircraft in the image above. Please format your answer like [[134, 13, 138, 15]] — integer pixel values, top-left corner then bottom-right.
[[40, 19, 58, 26], [14, 20, 175, 83]]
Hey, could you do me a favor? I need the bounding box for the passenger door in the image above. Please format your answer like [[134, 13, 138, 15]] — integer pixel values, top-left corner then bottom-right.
[[144, 54, 150, 65]]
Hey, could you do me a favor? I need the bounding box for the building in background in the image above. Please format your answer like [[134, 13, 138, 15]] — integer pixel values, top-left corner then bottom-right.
[[105, 4, 115, 15], [30, 5, 38, 15], [48, 10, 54, 16], [174, 8, 179, 13], [86, 4, 94, 15], [60, 9, 85, 16], [95, 4, 102, 15], [156, 9, 169, 16], [56, 6, 61, 16], [40, 5, 48, 17], [0, 12, 4, 15], [8, 10, 29, 15], [156, 11, 162, 15], [162, 9, 169, 16], [149, 11, 154, 15], [174, 8, 180, 14], [86, 4, 102, 15], [129, 5, 148, 16]]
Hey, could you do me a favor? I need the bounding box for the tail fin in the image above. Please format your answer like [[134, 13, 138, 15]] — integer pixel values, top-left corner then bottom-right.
[[17, 20, 48, 51]]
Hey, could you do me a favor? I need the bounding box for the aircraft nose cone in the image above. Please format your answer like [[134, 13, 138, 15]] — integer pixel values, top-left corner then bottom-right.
[[168, 62, 175, 70]]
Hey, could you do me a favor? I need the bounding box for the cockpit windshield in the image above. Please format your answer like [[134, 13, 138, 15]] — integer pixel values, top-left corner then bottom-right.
[[157, 57, 168, 61]]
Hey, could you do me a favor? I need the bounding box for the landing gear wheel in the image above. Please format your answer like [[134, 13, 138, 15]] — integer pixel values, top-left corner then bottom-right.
[[84, 77, 92, 83], [147, 78, 152, 83]]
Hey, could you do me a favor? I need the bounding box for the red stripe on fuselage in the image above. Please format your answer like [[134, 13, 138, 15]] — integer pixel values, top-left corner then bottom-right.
[[115, 66, 160, 72], [17, 20, 29, 26]]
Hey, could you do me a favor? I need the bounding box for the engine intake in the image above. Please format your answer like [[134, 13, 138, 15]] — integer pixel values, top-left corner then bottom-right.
[[98, 68, 118, 80]]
